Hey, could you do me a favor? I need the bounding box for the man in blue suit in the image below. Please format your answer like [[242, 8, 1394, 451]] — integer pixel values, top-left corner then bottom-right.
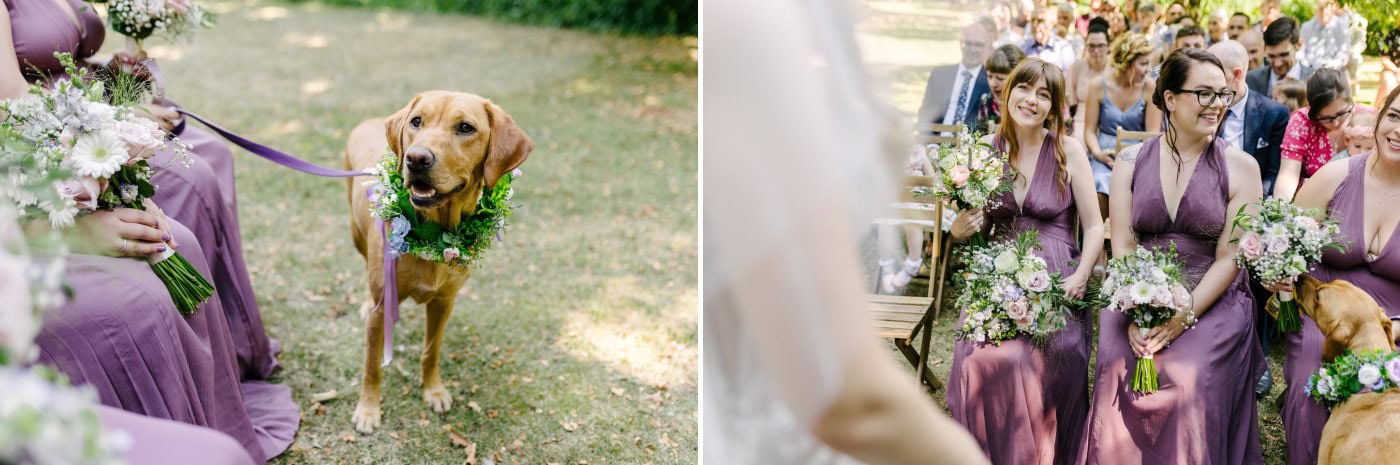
[[1211, 40, 1291, 398], [917, 21, 993, 128]]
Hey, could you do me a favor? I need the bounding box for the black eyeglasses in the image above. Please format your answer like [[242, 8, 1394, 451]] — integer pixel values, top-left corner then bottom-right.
[[1315, 104, 1354, 123], [1175, 89, 1236, 106], [962, 40, 987, 49], [1087, 43, 1109, 50]]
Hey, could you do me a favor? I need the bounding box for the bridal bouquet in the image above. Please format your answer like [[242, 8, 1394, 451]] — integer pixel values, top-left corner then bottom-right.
[[953, 230, 1074, 345], [87, 0, 215, 53], [1100, 244, 1193, 394], [926, 131, 1012, 212], [1232, 198, 1344, 333], [0, 53, 212, 315]]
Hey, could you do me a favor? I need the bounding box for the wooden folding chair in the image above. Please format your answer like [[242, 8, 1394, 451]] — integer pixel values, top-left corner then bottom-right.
[[867, 176, 947, 392], [1114, 129, 1159, 158], [914, 122, 964, 146]]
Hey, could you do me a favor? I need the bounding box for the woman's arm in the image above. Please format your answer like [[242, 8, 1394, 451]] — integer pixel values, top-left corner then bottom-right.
[[1063, 137, 1105, 299], [1144, 79, 1162, 133], [1273, 111, 1314, 200], [1108, 143, 1140, 257], [1083, 76, 1107, 162], [0, 12, 31, 100]]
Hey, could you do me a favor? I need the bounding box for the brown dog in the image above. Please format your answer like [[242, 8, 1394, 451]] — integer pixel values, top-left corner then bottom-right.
[[1296, 274, 1400, 465], [344, 91, 532, 433]]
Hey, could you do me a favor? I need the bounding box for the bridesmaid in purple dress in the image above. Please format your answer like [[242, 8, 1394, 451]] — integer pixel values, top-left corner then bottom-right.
[[1079, 48, 1265, 465], [11, 0, 279, 380], [1274, 86, 1400, 465], [946, 58, 1106, 465], [3, 1, 297, 462]]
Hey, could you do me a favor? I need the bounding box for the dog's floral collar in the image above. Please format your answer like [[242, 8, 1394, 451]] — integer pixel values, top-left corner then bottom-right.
[[365, 150, 514, 267], [1307, 349, 1400, 408]]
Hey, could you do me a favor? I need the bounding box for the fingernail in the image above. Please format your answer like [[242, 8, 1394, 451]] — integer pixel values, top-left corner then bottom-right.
[[163, 232, 171, 241], [157, 245, 167, 252]]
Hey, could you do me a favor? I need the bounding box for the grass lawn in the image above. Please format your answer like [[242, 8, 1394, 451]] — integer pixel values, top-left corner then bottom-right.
[[118, 1, 697, 463], [851, 1, 1382, 463]]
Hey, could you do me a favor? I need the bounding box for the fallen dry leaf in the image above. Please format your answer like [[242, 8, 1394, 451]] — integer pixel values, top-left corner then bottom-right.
[[309, 390, 339, 403], [340, 433, 356, 443], [561, 420, 579, 432], [449, 431, 473, 449], [610, 387, 625, 397], [467, 401, 482, 413]]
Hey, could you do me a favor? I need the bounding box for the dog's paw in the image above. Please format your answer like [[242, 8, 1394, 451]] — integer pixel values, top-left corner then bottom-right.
[[352, 400, 382, 433], [423, 385, 453, 413]]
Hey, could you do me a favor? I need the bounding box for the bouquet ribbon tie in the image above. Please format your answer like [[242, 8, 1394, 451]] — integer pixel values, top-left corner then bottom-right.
[[375, 216, 401, 367]]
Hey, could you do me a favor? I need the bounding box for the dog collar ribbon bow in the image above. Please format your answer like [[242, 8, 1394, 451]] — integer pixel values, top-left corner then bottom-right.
[[1307, 349, 1400, 409], [366, 150, 515, 365]]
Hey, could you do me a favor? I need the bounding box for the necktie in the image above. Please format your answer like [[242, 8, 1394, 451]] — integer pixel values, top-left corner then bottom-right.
[[953, 70, 973, 123]]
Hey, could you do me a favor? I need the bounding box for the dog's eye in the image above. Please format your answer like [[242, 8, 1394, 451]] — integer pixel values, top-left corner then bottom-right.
[[457, 122, 476, 135], [409, 116, 422, 128]]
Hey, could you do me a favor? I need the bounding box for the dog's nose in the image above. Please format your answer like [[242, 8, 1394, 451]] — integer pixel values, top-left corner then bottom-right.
[[405, 147, 436, 171]]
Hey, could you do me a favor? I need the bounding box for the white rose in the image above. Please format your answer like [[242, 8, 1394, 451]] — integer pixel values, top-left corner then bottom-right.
[[994, 250, 1019, 274], [1358, 364, 1382, 387], [114, 118, 163, 161], [981, 175, 1000, 191]]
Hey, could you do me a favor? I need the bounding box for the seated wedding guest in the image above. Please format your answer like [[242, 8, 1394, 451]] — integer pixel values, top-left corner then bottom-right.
[[1163, 0, 1188, 26], [1247, 17, 1313, 98], [705, 0, 992, 463], [2, 0, 298, 462], [1273, 79, 1308, 112], [1055, 2, 1083, 55], [1255, 0, 1284, 34], [946, 57, 1104, 465], [1271, 86, 1400, 465], [1172, 24, 1208, 51], [992, 1, 1027, 48], [1228, 11, 1251, 39], [1080, 48, 1265, 465], [1083, 32, 1156, 215], [918, 21, 993, 128], [1069, 18, 1112, 141], [1208, 40, 1292, 398], [1274, 68, 1364, 200], [1106, 9, 1129, 38], [1023, 5, 1076, 71], [1298, 0, 1351, 75], [1334, 112, 1376, 160], [1237, 28, 1266, 70], [974, 44, 1028, 134], [1205, 9, 1229, 44], [1377, 29, 1400, 111]]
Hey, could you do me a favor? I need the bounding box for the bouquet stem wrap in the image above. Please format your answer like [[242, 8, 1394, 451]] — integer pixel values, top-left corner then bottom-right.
[[147, 247, 213, 315], [1277, 290, 1301, 333], [1134, 328, 1158, 393]]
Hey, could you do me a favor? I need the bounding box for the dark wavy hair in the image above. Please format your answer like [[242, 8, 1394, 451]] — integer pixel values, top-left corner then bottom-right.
[[1263, 16, 1299, 47], [1306, 67, 1350, 122], [1383, 28, 1400, 63], [1152, 48, 1227, 176]]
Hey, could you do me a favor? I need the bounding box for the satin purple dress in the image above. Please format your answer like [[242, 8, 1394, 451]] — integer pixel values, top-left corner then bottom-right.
[[7, 0, 296, 462], [97, 405, 257, 465], [1079, 137, 1265, 465], [946, 134, 1091, 465], [7, 0, 279, 381], [1280, 154, 1400, 465]]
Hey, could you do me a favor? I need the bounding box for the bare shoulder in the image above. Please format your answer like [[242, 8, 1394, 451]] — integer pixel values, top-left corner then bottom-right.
[[1223, 145, 1261, 177], [1116, 142, 1144, 165], [1308, 156, 1353, 189]]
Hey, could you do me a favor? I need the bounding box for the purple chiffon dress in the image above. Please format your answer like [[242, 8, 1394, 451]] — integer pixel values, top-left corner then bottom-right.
[[1079, 137, 1265, 465], [946, 134, 1091, 465], [7, 0, 297, 462], [97, 405, 257, 465], [1280, 154, 1400, 465]]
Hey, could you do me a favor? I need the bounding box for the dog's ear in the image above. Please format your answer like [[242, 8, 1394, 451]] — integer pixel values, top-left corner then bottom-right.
[[1296, 274, 1323, 322], [1382, 315, 1397, 351], [385, 94, 423, 160], [482, 100, 534, 189]]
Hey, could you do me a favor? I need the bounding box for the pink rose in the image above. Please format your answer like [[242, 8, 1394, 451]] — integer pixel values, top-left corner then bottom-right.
[[114, 118, 163, 161], [55, 177, 104, 211], [1152, 285, 1173, 307], [1115, 287, 1134, 309], [1240, 232, 1263, 260], [971, 157, 985, 170], [166, 0, 190, 14], [1267, 235, 1290, 254], [1294, 216, 1319, 232], [949, 165, 971, 187], [1171, 284, 1192, 310], [1015, 312, 1035, 330], [443, 247, 460, 262], [1024, 270, 1051, 293], [1006, 298, 1030, 320]]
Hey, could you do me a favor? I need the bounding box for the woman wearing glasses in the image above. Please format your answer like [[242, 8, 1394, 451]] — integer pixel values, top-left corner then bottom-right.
[[1270, 86, 1400, 465], [1273, 68, 1376, 200], [1079, 48, 1265, 464]]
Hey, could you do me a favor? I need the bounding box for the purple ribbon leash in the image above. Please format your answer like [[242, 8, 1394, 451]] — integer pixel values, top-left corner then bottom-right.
[[374, 217, 401, 367], [177, 110, 369, 178]]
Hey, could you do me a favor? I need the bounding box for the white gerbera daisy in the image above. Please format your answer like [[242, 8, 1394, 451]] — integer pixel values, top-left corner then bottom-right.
[[47, 198, 79, 229], [68, 130, 129, 178], [1130, 281, 1155, 305]]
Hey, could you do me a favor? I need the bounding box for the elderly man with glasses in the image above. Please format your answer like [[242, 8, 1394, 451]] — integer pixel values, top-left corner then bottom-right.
[[917, 20, 994, 128], [1021, 6, 1076, 71]]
